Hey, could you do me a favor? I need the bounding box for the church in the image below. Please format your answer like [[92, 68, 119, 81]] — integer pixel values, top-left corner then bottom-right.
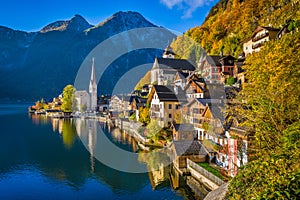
[[150, 45, 195, 85], [74, 58, 98, 112]]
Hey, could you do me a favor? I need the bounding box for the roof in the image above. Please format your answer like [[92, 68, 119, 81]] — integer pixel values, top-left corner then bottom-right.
[[172, 140, 208, 156], [153, 85, 187, 102], [177, 71, 190, 79], [157, 58, 195, 71], [163, 45, 175, 56], [172, 123, 194, 132], [206, 56, 222, 66], [219, 55, 236, 61], [196, 98, 224, 122], [252, 26, 280, 37], [195, 98, 222, 106]]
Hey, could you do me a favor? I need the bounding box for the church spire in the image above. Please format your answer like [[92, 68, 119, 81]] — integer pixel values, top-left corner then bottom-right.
[[162, 44, 175, 59], [90, 57, 96, 86], [89, 57, 98, 112]]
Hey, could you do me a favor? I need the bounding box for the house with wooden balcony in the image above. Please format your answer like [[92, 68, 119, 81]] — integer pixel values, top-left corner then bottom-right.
[[243, 26, 280, 57], [183, 98, 226, 145], [147, 85, 187, 127], [185, 75, 206, 99]]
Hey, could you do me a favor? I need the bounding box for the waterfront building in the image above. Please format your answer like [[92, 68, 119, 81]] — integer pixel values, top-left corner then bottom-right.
[[74, 58, 98, 112]]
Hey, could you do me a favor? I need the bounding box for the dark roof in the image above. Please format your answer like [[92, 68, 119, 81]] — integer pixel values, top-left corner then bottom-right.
[[172, 123, 194, 132], [173, 140, 208, 156], [157, 58, 195, 71], [153, 85, 187, 102], [219, 55, 236, 61], [176, 71, 190, 79], [206, 56, 222, 66], [252, 26, 280, 37]]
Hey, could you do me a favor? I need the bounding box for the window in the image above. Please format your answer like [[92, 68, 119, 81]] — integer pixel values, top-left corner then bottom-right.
[[169, 114, 172, 118], [168, 104, 172, 109], [175, 104, 180, 109]]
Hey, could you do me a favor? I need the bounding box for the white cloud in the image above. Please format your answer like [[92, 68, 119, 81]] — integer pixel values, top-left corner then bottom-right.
[[160, 0, 212, 19], [160, 0, 183, 9]]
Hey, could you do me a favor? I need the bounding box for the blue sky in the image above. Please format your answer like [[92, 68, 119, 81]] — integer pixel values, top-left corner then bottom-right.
[[0, 0, 218, 33]]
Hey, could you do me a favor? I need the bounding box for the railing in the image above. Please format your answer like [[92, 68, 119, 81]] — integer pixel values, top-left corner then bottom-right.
[[187, 159, 225, 186], [252, 32, 269, 42], [252, 41, 265, 49], [115, 119, 148, 143]]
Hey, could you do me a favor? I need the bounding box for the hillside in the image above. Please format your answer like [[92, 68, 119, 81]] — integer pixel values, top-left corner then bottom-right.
[[171, 0, 300, 60]]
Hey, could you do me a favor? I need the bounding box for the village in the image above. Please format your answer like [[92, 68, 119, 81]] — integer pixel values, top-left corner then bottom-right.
[[28, 22, 296, 192]]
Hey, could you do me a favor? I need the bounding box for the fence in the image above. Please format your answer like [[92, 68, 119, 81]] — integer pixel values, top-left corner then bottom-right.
[[115, 119, 148, 143], [187, 159, 224, 186]]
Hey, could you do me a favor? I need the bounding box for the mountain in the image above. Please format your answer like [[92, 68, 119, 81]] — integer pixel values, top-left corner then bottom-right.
[[40, 14, 92, 33], [0, 11, 175, 101], [171, 0, 299, 61]]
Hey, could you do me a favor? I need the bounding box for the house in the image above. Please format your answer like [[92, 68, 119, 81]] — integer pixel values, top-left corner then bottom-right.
[[171, 123, 195, 141], [243, 26, 280, 56], [185, 75, 206, 99], [251, 26, 280, 52], [74, 58, 98, 112], [147, 85, 186, 127], [242, 37, 253, 57], [174, 71, 190, 90], [170, 140, 209, 170], [198, 54, 235, 84], [109, 94, 132, 117], [183, 98, 225, 145], [151, 46, 195, 85]]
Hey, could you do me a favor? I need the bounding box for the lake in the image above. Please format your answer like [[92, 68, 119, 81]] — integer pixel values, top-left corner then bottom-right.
[[0, 104, 204, 200]]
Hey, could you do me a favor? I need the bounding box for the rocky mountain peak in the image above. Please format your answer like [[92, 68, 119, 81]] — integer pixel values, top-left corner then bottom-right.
[[40, 14, 92, 33]]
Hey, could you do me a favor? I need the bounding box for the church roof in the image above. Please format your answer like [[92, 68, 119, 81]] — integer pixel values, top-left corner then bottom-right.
[[156, 58, 195, 71]]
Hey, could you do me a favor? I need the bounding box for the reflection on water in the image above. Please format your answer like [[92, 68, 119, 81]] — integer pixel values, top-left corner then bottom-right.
[[0, 105, 209, 199]]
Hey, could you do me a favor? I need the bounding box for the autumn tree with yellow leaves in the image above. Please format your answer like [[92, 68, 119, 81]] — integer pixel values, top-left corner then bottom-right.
[[227, 31, 300, 199]]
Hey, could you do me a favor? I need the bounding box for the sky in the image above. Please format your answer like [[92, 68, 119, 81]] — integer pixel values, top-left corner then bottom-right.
[[0, 0, 218, 33]]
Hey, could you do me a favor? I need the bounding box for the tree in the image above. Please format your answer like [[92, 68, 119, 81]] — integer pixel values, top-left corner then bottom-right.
[[226, 76, 235, 85], [227, 32, 300, 199], [138, 107, 150, 124], [61, 85, 75, 112], [147, 119, 162, 138]]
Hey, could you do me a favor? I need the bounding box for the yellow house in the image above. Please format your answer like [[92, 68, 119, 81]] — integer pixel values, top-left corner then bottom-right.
[[147, 85, 186, 127]]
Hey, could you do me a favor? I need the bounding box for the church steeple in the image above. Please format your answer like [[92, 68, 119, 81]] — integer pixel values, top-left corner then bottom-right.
[[162, 44, 175, 59], [89, 57, 97, 112], [90, 57, 97, 87]]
